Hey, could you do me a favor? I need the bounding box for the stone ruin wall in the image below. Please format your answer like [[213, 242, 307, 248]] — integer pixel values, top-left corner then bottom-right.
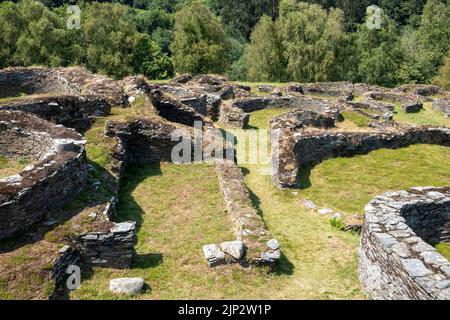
[[359, 187, 450, 300], [104, 109, 282, 269], [0, 67, 127, 131], [0, 111, 88, 240], [212, 160, 281, 268], [0, 121, 54, 161], [271, 123, 450, 188]]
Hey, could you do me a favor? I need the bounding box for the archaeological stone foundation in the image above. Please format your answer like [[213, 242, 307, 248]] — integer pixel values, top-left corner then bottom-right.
[[1, 66, 450, 299]]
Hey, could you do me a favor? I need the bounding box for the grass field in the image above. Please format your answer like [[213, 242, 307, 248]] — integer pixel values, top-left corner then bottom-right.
[[69, 163, 364, 300], [394, 102, 450, 127], [244, 107, 450, 217]]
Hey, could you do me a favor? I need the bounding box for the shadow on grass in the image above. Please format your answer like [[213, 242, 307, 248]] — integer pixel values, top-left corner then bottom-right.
[[115, 163, 162, 236], [133, 253, 163, 269], [298, 163, 313, 190], [275, 252, 295, 276]]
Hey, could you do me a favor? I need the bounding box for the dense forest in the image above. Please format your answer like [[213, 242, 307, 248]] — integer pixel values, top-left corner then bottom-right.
[[0, 0, 449, 88]]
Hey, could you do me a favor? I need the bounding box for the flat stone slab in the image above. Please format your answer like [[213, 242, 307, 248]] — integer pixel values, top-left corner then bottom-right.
[[109, 278, 144, 295], [401, 259, 432, 278], [318, 208, 333, 215]]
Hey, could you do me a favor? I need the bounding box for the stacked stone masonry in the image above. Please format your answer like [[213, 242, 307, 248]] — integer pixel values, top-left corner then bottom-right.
[[271, 120, 450, 188], [214, 160, 281, 267], [78, 222, 137, 269], [359, 187, 450, 300], [0, 111, 88, 239], [0, 67, 127, 131]]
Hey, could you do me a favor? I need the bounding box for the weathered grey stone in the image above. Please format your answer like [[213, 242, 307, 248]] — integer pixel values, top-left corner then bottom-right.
[[220, 241, 245, 260], [375, 233, 397, 247], [360, 187, 450, 300], [262, 249, 281, 260], [318, 208, 333, 215], [402, 259, 432, 277], [435, 280, 450, 290], [202, 244, 226, 267], [109, 278, 144, 295], [392, 242, 411, 258], [420, 251, 448, 266], [0, 111, 88, 240], [266, 239, 280, 250], [302, 199, 317, 209]]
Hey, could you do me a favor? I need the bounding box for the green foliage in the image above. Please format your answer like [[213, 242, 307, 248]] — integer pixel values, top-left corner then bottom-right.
[[0, 0, 174, 79], [435, 243, 450, 261], [245, 1, 347, 82], [171, 3, 230, 74], [243, 15, 285, 82], [133, 7, 173, 53], [210, 0, 279, 38], [0, 0, 449, 87], [433, 46, 450, 90], [355, 14, 403, 87], [83, 3, 139, 79], [133, 34, 174, 79], [399, 0, 450, 83], [0, 0, 75, 67]]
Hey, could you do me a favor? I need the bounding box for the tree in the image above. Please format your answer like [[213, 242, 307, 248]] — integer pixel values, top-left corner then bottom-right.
[[6, 0, 71, 67], [171, 3, 230, 74], [84, 3, 140, 79], [133, 33, 174, 79], [0, 1, 21, 68], [134, 7, 173, 53], [210, 0, 279, 39], [398, 0, 450, 83], [355, 13, 403, 86], [433, 46, 450, 90], [243, 15, 285, 82], [278, 1, 347, 82]]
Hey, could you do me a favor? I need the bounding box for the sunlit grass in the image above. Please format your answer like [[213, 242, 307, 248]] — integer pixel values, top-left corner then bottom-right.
[[340, 111, 371, 127], [435, 243, 450, 261], [394, 102, 450, 127], [297, 145, 450, 215]]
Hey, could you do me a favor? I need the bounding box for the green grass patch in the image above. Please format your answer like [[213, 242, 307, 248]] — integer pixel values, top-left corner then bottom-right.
[[0, 93, 27, 103], [340, 111, 371, 128], [297, 144, 450, 215], [244, 107, 292, 129], [435, 243, 450, 261], [394, 102, 450, 127]]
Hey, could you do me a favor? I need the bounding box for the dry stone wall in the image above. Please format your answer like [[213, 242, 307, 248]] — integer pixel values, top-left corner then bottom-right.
[[0, 67, 129, 131], [359, 187, 450, 300], [78, 222, 137, 269], [213, 160, 281, 268], [271, 122, 450, 188], [0, 111, 88, 239]]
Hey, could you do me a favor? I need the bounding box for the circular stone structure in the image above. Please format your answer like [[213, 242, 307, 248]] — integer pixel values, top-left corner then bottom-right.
[[359, 187, 450, 300], [0, 110, 88, 240]]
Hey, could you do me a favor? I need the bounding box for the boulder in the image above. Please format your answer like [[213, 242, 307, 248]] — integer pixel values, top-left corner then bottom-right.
[[109, 278, 145, 295], [202, 244, 226, 267], [220, 241, 245, 260], [266, 239, 280, 250], [402, 103, 422, 113]]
